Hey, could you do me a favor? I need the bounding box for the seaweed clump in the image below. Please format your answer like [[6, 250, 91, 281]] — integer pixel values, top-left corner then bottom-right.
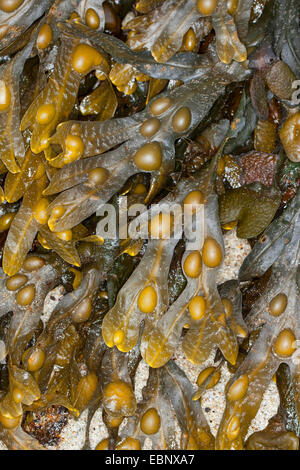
[[0, 0, 299, 451]]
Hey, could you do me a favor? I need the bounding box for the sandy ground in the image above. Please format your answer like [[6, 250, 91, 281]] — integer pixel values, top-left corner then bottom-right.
[[0, 228, 279, 450]]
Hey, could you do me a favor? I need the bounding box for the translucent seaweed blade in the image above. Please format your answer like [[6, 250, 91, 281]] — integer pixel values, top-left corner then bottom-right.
[[233, 0, 253, 42], [219, 185, 281, 239], [217, 225, 300, 449], [79, 80, 117, 120], [47, 146, 136, 231], [76, 0, 105, 31], [0, 0, 53, 53], [20, 32, 109, 154], [162, 360, 215, 450], [0, 425, 45, 450], [45, 70, 245, 232], [102, 238, 176, 353], [0, 40, 35, 173], [3, 178, 47, 276], [182, 189, 238, 365], [239, 190, 300, 281], [4, 150, 41, 203], [20, 35, 82, 154], [5, 263, 58, 364], [216, 328, 279, 450]]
